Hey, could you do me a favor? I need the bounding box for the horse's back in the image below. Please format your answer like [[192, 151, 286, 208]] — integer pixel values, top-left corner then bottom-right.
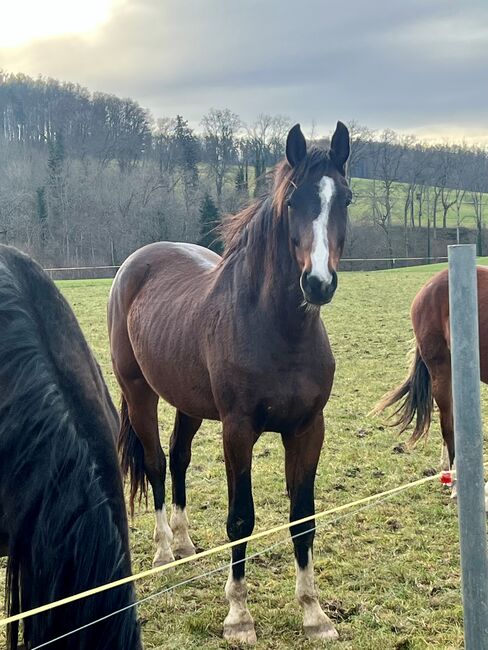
[[111, 241, 220, 308], [109, 242, 222, 418]]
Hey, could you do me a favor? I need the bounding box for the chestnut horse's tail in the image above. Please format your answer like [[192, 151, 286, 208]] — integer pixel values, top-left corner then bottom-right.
[[119, 395, 148, 516], [374, 346, 433, 446]]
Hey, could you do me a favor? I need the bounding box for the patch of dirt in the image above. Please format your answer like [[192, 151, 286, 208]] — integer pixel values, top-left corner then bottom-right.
[[323, 600, 362, 622], [392, 443, 406, 454]]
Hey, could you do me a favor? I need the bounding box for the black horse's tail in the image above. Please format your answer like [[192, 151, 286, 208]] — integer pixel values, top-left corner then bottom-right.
[[119, 395, 147, 516], [373, 346, 433, 446]]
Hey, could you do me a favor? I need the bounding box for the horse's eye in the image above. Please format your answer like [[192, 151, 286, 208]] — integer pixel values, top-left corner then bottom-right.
[[345, 190, 353, 206], [291, 237, 299, 247]]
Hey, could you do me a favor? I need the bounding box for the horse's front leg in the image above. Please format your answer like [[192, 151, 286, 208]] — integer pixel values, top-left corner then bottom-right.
[[222, 418, 257, 645], [282, 415, 339, 641]]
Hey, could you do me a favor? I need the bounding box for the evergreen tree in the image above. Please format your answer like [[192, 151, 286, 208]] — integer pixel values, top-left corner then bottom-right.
[[36, 186, 48, 247], [198, 193, 221, 252], [47, 130, 66, 238], [174, 115, 199, 187], [235, 166, 246, 193]]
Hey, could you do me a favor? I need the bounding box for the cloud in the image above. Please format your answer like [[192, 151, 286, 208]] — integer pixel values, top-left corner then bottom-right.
[[1, 0, 487, 138]]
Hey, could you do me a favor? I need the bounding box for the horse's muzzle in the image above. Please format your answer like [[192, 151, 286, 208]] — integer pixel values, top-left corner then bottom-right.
[[300, 270, 338, 305]]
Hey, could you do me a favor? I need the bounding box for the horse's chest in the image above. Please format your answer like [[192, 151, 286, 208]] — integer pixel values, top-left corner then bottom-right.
[[259, 375, 328, 429], [217, 356, 333, 432]]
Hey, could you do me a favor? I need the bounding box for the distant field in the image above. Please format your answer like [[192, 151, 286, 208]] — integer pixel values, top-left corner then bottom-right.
[[349, 177, 487, 229], [386, 256, 488, 273], [3, 266, 487, 649], [215, 164, 487, 231]]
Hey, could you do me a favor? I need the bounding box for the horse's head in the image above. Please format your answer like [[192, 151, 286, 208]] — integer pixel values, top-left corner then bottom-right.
[[285, 122, 351, 306]]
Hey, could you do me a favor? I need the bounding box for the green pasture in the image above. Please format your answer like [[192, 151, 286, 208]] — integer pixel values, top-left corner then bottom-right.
[[3, 263, 488, 649], [348, 177, 486, 230], [209, 163, 487, 230]]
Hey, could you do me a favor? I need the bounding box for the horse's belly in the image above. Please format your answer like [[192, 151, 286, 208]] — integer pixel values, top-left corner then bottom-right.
[[154, 375, 220, 421]]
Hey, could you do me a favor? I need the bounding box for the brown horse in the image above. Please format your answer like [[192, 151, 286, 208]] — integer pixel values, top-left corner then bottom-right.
[[108, 122, 351, 644], [375, 266, 488, 503]]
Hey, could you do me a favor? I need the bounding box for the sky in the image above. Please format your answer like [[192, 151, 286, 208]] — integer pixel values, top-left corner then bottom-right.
[[1, 0, 487, 142]]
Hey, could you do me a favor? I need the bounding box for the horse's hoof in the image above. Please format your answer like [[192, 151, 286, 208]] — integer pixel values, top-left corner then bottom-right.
[[152, 548, 175, 567], [223, 622, 257, 645], [173, 544, 196, 560], [304, 623, 339, 640]]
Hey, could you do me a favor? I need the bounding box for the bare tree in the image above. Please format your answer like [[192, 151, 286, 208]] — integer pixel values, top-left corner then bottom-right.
[[467, 146, 488, 254], [346, 120, 374, 183], [247, 114, 290, 195], [367, 130, 405, 263], [201, 108, 241, 207]]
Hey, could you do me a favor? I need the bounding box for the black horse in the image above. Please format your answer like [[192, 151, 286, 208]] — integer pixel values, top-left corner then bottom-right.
[[0, 245, 142, 649]]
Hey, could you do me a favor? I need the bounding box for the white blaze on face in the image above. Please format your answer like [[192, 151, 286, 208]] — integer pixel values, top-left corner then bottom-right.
[[310, 176, 336, 284]]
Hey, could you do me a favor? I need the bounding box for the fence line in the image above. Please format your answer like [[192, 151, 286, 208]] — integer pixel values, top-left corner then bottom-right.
[[31, 491, 401, 649], [0, 468, 454, 628], [44, 265, 120, 272], [40, 257, 455, 280], [43, 257, 450, 274]]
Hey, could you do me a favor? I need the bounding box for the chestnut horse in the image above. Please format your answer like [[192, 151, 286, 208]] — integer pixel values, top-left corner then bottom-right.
[[0, 245, 141, 650], [108, 122, 351, 644], [375, 266, 488, 502]]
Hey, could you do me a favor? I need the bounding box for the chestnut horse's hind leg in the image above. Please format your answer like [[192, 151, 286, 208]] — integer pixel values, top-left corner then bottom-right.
[[429, 358, 456, 494], [169, 410, 202, 558], [282, 416, 338, 641], [125, 379, 174, 567], [431, 358, 488, 509], [222, 419, 257, 645]]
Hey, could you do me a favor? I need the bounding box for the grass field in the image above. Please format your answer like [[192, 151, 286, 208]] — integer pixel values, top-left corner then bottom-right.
[[2, 264, 488, 649], [348, 178, 487, 230], [229, 167, 488, 228], [220, 164, 487, 230]]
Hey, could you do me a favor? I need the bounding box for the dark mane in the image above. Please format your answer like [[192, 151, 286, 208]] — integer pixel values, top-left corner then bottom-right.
[[0, 246, 140, 649], [220, 146, 331, 260]]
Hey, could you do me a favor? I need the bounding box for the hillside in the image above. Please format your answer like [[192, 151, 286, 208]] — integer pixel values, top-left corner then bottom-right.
[[349, 177, 487, 229]]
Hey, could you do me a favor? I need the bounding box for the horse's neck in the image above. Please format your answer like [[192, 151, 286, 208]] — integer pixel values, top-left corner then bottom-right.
[[235, 209, 319, 336]]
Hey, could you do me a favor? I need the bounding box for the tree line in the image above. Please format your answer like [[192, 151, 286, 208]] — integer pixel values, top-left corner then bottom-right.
[[1, 71, 487, 266]]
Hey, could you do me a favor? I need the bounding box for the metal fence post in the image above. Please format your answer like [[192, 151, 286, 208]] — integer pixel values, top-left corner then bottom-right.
[[448, 244, 488, 649]]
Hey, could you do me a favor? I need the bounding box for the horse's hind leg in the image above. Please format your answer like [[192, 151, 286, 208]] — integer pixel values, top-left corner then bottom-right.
[[169, 410, 202, 558], [429, 359, 456, 495], [124, 377, 174, 566]]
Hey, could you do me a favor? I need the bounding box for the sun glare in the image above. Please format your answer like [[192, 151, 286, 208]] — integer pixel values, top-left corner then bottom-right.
[[0, 0, 115, 48]]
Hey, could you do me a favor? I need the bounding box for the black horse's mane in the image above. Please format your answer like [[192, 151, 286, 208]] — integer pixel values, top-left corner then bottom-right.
[[0, 246, 140, 649]]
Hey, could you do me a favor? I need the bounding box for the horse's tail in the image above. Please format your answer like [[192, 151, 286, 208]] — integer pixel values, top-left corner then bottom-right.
[[373, 345, 433, 446], [119, 395, 147, 516]]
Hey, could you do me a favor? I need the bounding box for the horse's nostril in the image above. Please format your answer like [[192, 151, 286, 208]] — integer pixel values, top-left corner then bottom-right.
[[330, 270, 338, 291], [306, 274, 323, 293]]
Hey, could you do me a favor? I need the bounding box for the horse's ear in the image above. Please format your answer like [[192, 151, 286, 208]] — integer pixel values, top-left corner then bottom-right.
[[330, 121, 350, 175], [286, 124, 307, 168]]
